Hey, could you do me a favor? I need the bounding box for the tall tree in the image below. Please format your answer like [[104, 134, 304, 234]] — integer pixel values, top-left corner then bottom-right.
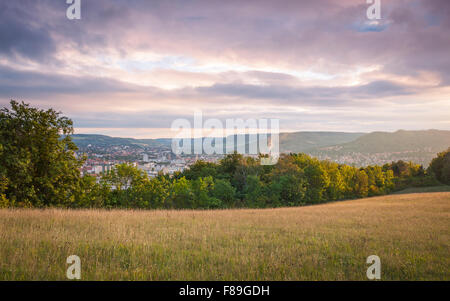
[[0, 100, 84, 206]]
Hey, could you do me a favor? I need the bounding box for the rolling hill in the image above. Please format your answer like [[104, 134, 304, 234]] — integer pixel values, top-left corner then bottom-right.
[[306, 129, 450, 166], [71, 131, 365, 151], [278, 131, 365, 153], [72, 129, 450, 166], [70, 134, 170, 148]]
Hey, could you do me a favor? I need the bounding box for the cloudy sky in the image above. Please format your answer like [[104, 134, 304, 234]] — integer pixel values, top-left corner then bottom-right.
[[0, 0, 449, 138]]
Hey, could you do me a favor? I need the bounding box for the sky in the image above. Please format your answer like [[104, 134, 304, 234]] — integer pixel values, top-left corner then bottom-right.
[[0, 0, 449, 138]]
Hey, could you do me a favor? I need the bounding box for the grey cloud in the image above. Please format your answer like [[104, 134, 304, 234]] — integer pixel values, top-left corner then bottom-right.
[[0, 64, 416, 109], [352, 81, 414, 98], [0, 2, 56, 61], [195, 80, 414, 105], [72, 111, 182, 129], [0, 66, 140, 98]]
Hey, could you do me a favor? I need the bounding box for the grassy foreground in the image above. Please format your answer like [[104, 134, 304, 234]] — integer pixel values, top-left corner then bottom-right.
[[0, 192, 449, 280]]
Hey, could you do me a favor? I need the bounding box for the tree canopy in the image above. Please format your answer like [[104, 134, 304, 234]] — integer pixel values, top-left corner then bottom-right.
[[0, 100, 84, 207], [428, 148, 450, 185]]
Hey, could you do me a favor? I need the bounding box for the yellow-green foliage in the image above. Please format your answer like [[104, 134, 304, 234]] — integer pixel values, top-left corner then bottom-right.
[[0, 192, 449, 280]]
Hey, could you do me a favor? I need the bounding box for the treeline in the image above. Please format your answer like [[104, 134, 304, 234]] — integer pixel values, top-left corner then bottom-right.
[[67, 153, 441, 209], [0, 101, 448, 209]]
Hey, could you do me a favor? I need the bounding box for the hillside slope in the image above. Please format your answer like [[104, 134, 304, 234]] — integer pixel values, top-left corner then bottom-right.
[[278, 131, 364, 153], [71, 134, 169, 148], [307, 129, 450, 166], [72, 131, 365, 151]]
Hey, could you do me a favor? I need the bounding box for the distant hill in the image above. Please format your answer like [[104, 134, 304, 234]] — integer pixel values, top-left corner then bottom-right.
[[278, 131, 365, 153], [307, 130, 450, 166], [72, 132, 365, 152], [71, 134, 169, 148], [321, 130, 450, 153], [71, 130, 450, 166]]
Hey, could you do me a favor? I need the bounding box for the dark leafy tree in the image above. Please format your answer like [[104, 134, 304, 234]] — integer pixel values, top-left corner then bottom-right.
[[0, 101, 84, 207], [212, 179, 236, 207], [428, 148, 450, 185]]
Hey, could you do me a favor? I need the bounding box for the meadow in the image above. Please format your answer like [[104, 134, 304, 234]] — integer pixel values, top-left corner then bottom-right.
[[0, 192, 449, 280]]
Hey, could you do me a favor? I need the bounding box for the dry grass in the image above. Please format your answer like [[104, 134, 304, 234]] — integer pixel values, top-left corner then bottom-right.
[[0, 192, 449, 280]]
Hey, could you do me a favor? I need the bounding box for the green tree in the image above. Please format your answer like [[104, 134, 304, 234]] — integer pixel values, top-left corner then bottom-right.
[[428, 148, 450, 185], [212, 179, 236, 207], [304, 161, 329, 203], [191, 176, 216, 208], [365, 165, 386, 196], [339, 164, 357, 199], [0, 100, 84, 207], [218, 152, 244, 179], [101, 163, 146, 191], [384, 169, 395, 192], [269, 154, 307, 206], [324, 162, 345, 201], [390, 160, 410, 177], [148, 176, 171, 208], [100, 163, 149, 207], [74, 175, 107, 208], [170, 177, 193, 208], [182, 160, 217, 180], [354, 170, 369, 198], [232, 156, 261, 198], [244, 175, 266, 207]]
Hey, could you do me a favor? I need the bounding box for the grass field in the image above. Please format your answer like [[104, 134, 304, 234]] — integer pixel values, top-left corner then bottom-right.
[[0, 192, 449, 280]]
